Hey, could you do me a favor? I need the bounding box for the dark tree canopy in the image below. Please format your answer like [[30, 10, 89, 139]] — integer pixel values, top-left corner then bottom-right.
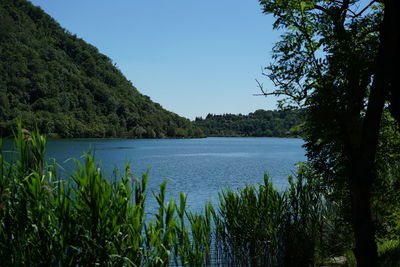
[[0, 0, 204, 138], [259, 0, 400, 265]]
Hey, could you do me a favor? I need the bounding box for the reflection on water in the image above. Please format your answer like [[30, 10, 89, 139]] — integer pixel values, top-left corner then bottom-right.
[[174, 152, 259, 157], [95, 146, 136, 150]]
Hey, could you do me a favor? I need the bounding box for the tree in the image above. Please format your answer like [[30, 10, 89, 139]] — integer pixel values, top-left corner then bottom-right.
[[0, 0, 205, 139], [258, 0, 400, 265]]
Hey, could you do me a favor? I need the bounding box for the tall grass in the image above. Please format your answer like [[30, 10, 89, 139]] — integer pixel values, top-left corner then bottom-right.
[[0, 123, 213, 266], [0, 124, 349, 266], [213, 166, 330, 266]]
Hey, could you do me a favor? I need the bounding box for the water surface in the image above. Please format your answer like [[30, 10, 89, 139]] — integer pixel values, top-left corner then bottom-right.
[[3, 137, 306, 212]]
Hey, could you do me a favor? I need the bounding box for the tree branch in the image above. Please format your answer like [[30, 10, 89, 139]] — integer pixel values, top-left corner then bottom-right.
[[351, 0, 378, 18], [340, 0, 351, 22], [314, 4, 329, 14], [254, 79, 271, 96]]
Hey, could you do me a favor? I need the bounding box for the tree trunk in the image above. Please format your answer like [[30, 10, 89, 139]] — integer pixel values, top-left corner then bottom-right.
[[349, 76, 384, 266], [349, 166, 377, 267], [350, 1, 398, 265]]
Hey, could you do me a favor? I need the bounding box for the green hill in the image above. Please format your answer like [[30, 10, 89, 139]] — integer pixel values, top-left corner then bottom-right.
[[194, 109, 303, 137], [0, 0, 204, 138]]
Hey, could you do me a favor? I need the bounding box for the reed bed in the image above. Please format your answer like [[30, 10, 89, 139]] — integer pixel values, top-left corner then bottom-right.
[[0, 124, 339, 266]]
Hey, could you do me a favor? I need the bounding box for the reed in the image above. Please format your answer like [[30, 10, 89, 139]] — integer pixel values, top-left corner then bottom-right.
[[213, 165, 332, 266], [0, 123, 214, 266], [0, 124, 344, 266]]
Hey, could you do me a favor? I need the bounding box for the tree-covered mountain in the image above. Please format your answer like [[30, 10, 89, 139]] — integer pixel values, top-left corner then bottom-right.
[[194, 109, 302, 137], [0, 0, 204, 138]]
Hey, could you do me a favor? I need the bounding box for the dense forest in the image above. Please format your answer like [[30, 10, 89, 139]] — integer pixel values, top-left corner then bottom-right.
[[0, 0, 204, 138], [194, 109, 302, 137]]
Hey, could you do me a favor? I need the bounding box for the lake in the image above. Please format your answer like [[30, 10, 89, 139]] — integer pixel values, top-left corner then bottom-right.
[[3, 137, 306, 212]]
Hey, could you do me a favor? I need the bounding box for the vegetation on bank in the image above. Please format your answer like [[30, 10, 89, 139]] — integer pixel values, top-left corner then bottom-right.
[[0, 0, 204, 139], [194, 109, 302, 137], [0, 125, 389, 266], [258, 0, 400, 265]]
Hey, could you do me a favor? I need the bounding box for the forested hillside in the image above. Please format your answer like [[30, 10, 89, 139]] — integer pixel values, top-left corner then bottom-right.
[[194, 109, 302, 137], [0, 0, 204, 138]]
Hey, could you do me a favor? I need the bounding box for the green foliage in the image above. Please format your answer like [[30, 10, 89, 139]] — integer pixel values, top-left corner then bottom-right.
[[378, 239, 400, 267], [194, 109, 302, 137], [213, 164, 348, 266], [259, 0, 400, 264], [0, 0, 204, 139], [1, 124, 356, 266], [373, 111, 400, 240], [214, 175, 287, 266], [0, 125, 212, 266]]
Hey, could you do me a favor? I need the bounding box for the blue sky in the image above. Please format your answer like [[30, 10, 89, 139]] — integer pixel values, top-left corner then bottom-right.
[[30, 0, 280, 120]]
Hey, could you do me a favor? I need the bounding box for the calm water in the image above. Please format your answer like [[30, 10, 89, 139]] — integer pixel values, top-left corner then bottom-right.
[[3, 137, 305, 212]]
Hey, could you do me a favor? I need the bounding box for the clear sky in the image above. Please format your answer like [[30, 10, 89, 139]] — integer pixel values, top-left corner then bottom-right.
[[30, 0, 280, 120]]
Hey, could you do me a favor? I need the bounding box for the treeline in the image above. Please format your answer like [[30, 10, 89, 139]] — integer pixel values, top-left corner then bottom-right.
[[194, 109, 302, 137], [0, 0, 204, 138]]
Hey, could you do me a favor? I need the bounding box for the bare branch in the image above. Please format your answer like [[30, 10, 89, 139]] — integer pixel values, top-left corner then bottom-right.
[[313, 4, 329, 14], [351, 0, 378, 18], [347, 8, 357, 17], [255, 79, 268, 96]]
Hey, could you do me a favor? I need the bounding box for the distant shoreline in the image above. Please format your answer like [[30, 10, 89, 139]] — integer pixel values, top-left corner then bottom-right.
[[1, 135, 300, 141]]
